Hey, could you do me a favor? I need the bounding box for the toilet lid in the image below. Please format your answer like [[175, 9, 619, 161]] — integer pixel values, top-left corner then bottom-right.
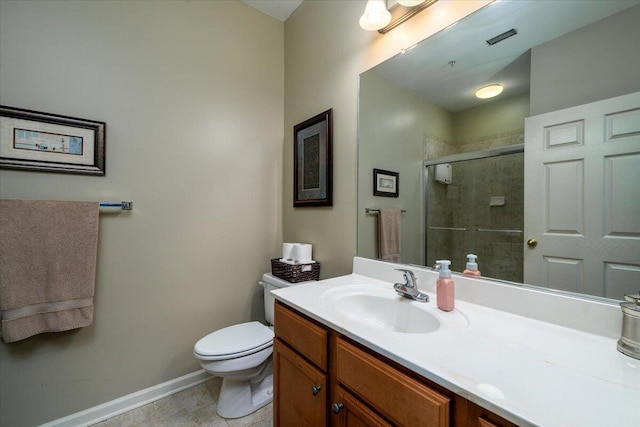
[[194, 321, 274, 358]]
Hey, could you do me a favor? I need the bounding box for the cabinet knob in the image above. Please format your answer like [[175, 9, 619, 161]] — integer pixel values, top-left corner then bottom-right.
[[311, 385, 321, 396], [527, 238, 538, 248], [332, 403, 344, 414]]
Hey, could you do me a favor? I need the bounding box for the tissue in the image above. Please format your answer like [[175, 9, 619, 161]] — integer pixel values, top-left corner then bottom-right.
[[292, 243, 313, 263], [280, 242, 313, 264], [282, 243, 295, 261]]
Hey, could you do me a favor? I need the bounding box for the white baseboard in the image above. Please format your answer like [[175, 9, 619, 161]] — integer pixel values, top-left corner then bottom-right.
[[39, 369, 212, 427]]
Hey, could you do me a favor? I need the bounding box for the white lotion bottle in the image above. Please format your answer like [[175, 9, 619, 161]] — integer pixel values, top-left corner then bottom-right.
[[463, 254, 481, 277]]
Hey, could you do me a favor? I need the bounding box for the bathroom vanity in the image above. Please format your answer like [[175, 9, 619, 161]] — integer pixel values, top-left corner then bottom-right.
[[272, 257, 639, 426], [274, 301, 516, 426]]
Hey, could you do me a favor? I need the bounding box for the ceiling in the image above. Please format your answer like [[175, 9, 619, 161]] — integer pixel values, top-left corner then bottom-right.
[[242, 1, 639, 111], [370, 0, 639, 112], [241, 0, 303, 21]]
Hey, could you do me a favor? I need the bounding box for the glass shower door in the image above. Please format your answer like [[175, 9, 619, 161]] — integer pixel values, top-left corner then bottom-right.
[[425, 152, 524, 282]]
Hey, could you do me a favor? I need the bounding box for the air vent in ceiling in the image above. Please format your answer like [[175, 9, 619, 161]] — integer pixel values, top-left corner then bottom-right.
[[486, 28, 518, 46]]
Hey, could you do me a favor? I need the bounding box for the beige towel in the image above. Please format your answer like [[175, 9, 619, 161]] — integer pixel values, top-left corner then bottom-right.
[[0, 200, 99, 343], [378, 208, 401, 263]]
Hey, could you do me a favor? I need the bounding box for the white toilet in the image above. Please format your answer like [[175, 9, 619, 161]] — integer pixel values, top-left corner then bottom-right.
[[193, 273, 312, 418]]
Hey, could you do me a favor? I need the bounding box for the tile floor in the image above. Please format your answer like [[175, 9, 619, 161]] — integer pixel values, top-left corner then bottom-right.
[[91, 377, 273, 427]]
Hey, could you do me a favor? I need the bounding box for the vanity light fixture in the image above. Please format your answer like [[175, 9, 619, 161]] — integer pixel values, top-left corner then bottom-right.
[[360, 0, 438, 34], [475, 84, 504, 99], [359, 0, 392, 31]]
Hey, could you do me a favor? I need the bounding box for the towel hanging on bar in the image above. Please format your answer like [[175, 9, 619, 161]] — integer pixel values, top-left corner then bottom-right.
[[0, 199, 99, 343], [378, 208, 402, 263]]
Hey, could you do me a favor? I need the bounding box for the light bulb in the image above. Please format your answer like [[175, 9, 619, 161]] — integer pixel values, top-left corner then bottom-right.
[[359, 0, 392, 31]]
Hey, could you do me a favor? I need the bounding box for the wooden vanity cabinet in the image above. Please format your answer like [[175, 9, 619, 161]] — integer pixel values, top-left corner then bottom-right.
[[274, 301, 518, 427], [273, 301, 329, 426]]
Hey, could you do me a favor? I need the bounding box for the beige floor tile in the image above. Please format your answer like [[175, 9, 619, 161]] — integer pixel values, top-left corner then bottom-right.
[[154, 384, 214, 421], [89, 381, 273, 427], [91, 402, 157, 427], [225, 403, 273, 427], [155, 403, 227, 427]]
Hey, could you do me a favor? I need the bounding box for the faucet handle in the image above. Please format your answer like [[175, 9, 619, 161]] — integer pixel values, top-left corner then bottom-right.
[[394, 268, 416, 285]]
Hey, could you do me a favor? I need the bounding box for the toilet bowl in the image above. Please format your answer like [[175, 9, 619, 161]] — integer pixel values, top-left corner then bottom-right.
[[193, 273, 313, 418]]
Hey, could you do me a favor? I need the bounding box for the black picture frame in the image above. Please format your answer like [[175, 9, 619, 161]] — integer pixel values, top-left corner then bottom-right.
[[373, 168, 399, 197], [0, 105, 106, 175], [293, 109, 333, 207]]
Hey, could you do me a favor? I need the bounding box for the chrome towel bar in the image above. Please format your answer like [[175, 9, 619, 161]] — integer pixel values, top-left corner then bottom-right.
[[366, 208, 406, 214], [99, 201, 133, 210]]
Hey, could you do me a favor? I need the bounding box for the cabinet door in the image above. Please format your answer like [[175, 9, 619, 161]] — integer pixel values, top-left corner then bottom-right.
[[331, 385, 392, 427], [467, 402, 519, 427], [274, 338, 327, 426], [335, 337, 450, 427], [478, 419, 499, 427]]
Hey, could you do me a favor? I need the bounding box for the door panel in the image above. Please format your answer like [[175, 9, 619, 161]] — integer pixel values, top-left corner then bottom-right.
[[544, 160, 583, 234], [605, 153, 640, 236], [524, 92, 640, 299]]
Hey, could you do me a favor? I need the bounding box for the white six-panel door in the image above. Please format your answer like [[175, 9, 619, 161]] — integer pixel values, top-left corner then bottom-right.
[[524, 92, 640, 299]]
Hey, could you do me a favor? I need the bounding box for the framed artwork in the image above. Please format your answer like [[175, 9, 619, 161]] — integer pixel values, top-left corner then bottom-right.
[[0, 105, 106, 175], [373, 168, 399, 197], [294, 109, 333, 207]]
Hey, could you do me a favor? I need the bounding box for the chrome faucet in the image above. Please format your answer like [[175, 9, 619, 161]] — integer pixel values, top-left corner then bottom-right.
[[394, 269, 429, 303]]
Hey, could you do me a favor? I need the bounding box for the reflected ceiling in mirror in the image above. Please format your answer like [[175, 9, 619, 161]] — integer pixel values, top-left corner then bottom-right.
[[357, 0, 640, 302], [372, 0, 636, 112]]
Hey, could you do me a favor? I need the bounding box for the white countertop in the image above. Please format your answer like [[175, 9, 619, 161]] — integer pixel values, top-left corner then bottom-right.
[[271, 259, 640, 427]]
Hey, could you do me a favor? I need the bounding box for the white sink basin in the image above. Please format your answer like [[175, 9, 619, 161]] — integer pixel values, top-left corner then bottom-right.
[[322, 284, 443, 334]]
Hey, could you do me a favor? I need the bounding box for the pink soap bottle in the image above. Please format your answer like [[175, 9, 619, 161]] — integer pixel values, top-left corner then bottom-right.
[[463, 254, 481, 277], [436, 260, 454, 312]]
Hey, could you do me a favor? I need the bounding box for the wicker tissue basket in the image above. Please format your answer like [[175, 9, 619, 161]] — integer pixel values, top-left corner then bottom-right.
[[271, 258, 320, 283]]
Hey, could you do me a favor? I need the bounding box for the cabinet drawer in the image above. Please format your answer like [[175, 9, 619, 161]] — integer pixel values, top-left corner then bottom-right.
[[336, 337, 450, 427], [274, 301, 328, 371]]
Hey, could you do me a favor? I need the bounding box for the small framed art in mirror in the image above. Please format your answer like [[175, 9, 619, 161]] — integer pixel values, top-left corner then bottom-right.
[[373, 168, 399, 197], [293, 109, 333, 207]]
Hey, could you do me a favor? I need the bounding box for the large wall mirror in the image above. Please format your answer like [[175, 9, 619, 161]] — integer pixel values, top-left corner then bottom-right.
[[358, 0, 640, 301]]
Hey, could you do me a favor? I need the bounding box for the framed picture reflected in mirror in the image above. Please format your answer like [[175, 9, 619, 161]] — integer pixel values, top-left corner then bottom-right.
[[373, 168, 399, 197]]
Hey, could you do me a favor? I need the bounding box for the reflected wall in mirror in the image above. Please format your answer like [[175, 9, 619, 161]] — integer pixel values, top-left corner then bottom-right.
[[357, 0, 640, 301]]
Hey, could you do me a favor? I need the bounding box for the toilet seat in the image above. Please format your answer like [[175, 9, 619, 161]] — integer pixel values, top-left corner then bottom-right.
[[194, 321, 274, 361]]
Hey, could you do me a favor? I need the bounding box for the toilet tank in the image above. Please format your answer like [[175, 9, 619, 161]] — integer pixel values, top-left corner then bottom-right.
[[260, 273, 315, 325]]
